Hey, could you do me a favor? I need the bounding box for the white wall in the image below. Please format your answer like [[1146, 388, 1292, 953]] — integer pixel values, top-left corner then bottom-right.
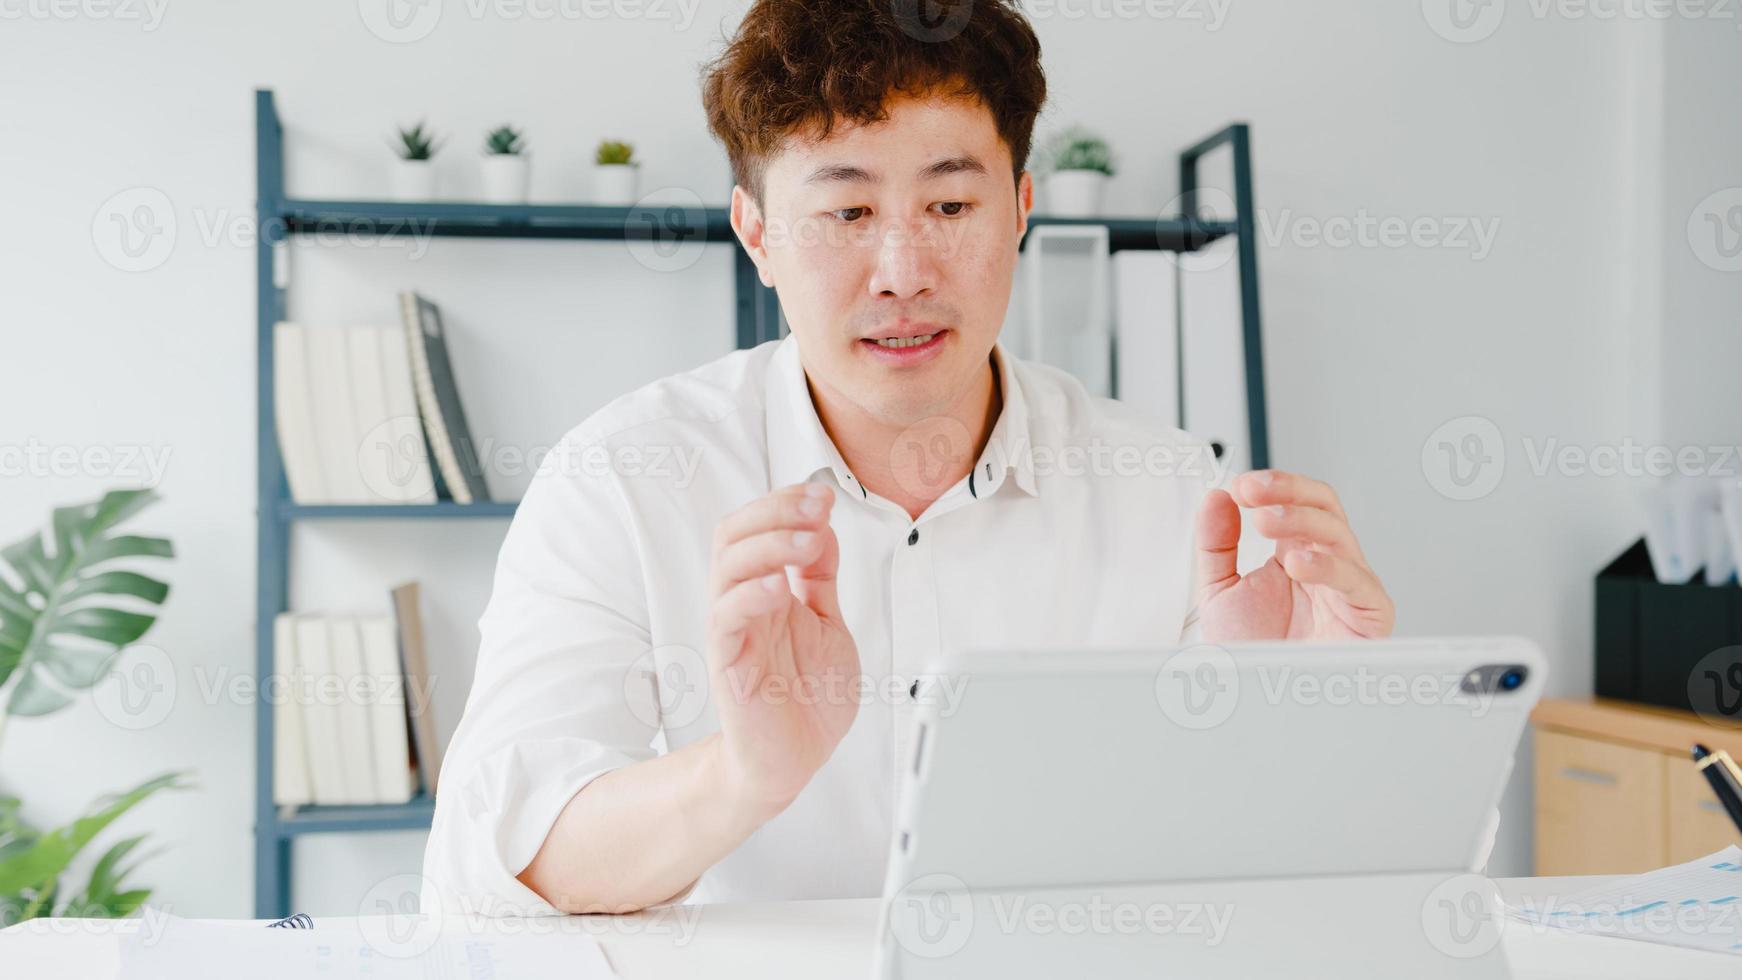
[[0, 0, 1733, 917]]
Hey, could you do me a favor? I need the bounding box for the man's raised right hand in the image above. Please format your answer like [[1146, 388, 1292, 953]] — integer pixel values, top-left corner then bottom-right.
[[705, 481, 861, 821]]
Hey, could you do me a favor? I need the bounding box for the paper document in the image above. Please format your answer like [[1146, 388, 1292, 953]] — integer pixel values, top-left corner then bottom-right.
[[1507, 847, 1742, 956], [118, 914, 619, 979]]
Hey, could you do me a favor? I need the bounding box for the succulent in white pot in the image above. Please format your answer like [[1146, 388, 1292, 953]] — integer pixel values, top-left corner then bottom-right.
[[1040, 127, 1114, 218], [480, 125, 529, 204], [389, 121, 442, 201], [592, 140, 639, 205]]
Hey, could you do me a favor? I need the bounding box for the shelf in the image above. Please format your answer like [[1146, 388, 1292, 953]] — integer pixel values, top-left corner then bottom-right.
[[279, 501, 520, 521], [272, 796, 435, 837], [1023, 215, 1237, 252], [277, 199, 737, 242], [274, 197, 1232, 252]]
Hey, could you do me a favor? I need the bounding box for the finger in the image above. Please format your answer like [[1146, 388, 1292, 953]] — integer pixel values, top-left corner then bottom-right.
[[1194, 489, 1241, 595], [711, 527, 826, 598], [713, 483, 835, 552], [1248, 504, 1363, 561], [1230, 470, 1346, 519], [708, 571, 791, 665], [792, 520, 841, 621], [1279, 550, 1389, 612]]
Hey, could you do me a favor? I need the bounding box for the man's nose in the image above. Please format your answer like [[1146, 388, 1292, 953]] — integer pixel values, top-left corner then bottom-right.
[[866, 217, 942, 299]]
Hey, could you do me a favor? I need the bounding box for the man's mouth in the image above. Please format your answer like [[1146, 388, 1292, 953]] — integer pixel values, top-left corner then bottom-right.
[[859, 327, 949, 364], [871, 333, 938, 349]]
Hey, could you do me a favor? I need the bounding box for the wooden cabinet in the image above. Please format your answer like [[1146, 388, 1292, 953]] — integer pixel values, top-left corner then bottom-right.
[[1532, 699, 1742, 875]]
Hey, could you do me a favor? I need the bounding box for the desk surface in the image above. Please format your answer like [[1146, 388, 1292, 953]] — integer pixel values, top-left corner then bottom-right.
[[3, 877, 1735, 979]]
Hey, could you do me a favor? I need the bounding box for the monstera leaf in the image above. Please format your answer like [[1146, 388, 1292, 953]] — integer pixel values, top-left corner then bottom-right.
[[0, 771, 188, 924], [0, 489, 173, 717]]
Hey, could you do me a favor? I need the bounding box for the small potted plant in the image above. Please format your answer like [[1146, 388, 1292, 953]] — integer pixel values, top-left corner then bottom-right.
[[480, 125, 529, 204], [1041, 127, 1114, 218], [389, 121, 443, 201], [592, 139, 638, 205]]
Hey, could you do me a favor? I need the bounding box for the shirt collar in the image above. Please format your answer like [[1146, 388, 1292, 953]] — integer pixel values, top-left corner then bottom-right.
[[764, 335, 1039, 501]]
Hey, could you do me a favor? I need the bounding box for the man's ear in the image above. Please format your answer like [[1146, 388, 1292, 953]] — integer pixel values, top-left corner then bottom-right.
[[1014, 170, 1033, 240], [729, 184, 774, 288]]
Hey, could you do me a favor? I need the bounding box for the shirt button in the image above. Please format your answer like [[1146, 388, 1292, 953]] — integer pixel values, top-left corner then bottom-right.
[[907, 528, 919, 546]]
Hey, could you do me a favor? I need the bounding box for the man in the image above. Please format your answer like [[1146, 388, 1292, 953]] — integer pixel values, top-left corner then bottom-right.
[[422, 0, 1393, 916]]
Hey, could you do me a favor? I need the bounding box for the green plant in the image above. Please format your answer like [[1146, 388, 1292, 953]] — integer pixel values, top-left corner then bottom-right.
[[0, 773, 190, 925], [0, 488, 188, 924], [595, 139, 635, 166], [484, 125, 525, 156], [392, 121, 442, 161], [1044, 127, 1115, 176]]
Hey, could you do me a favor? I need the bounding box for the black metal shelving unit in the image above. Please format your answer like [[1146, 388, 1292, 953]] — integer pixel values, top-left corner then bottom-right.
[[252, 87, 1266, 916]]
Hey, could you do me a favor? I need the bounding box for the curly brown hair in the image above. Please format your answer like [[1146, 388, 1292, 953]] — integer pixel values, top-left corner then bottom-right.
[[700, 0, 1047, 207]]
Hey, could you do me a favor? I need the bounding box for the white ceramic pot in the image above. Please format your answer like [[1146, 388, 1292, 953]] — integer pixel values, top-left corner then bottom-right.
[[592, 163, 639, 206], [390, 159, 437, 201], [481, 154, 530, 204], [1043, 170, 1107, 218]]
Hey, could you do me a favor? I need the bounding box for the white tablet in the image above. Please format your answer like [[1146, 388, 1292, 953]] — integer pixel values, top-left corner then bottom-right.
[[875, 637, 1546, 979]]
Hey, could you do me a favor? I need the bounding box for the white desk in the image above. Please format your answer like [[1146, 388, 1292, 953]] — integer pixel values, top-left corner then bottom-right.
[[3, 878, 1735, 978]]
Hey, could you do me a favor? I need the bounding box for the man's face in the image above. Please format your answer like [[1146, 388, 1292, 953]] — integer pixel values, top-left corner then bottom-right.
[[737, 89, 1032, 428]]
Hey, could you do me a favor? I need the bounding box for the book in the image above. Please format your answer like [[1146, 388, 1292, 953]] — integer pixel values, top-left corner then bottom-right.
[[391, 582, 443, 794], [292, 616, 348, 806], [304, 324, 372, 503], [1178, 236, 1250, 474], [271, 614, 313, 807], [374, 325, 438, 503], [1112, 250, 1181, 427], [346, 327, 396, 504], [327, 618, 380, 804], [358, 616, 417, 804], [399, 292, 491, 503], [272, 324, 329, 503]]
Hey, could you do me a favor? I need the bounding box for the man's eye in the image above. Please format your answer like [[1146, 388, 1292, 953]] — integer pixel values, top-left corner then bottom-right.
[[830, 207, 868, 222], [935, 201, 971, 217]]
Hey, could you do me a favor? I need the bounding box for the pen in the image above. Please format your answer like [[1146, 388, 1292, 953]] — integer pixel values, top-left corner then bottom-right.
[[1691, 744, 1742, 837]]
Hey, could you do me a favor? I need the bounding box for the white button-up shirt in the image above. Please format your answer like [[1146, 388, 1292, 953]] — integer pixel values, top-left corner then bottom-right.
[[422, 334, 1229, 914]]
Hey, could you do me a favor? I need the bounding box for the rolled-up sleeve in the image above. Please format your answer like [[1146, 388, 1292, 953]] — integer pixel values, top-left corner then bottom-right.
[[421, 434, 663, 916]]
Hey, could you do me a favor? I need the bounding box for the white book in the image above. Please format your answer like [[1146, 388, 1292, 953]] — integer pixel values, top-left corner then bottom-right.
[[1112, 250, 1181, 428], [272, 323, 328, 503], [1021, 224, 1112, 396], [271, 614, 312, 807], [293, 616, 349, 806], [328, 617, 380, 804], [304, 325, 370, 504], [346, 327, 394, 505], [375, 326, 438, 504], [1179, 236, 1251, 476], [359, 615, 416, 804]]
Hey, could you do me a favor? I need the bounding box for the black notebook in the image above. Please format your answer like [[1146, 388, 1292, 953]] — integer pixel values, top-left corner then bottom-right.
[[398, 291, 491, 504]]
